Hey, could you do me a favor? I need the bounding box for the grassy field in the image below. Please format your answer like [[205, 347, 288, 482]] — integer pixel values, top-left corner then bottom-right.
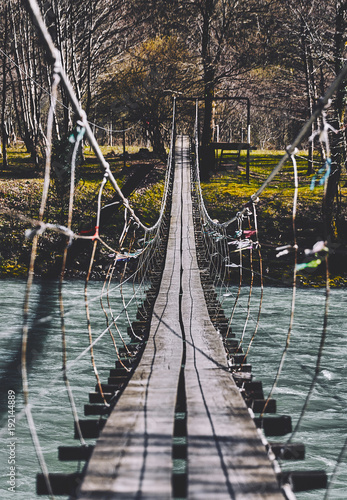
[[0, 146, 346, 285]]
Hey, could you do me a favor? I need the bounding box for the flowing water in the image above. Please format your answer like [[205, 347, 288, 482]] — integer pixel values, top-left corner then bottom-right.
[[0, 279, 346, 499], [220, 285, 347, 500]]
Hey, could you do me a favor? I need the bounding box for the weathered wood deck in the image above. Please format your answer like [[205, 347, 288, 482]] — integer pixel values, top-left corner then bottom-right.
[[77, 136, 283, 499]]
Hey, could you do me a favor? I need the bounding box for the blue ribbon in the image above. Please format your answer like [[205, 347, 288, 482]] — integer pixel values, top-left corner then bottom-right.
[[310, 158, 331, 190]]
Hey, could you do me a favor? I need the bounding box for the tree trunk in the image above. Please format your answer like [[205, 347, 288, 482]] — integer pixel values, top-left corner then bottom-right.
[[325, 0, 347, 241], [302, 29, 317, 175], [1, 2, 9, 170], [201, 67, 215, 147], [147, 117, 166, 159], [200, 0, 215, 180], [200, 67, 215, 180], [85, 0, 94, 119], [9, 1, 41, 167]]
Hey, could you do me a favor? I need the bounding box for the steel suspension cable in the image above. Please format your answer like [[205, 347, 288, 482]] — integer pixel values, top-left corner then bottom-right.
[[261, 150, 299, 417]]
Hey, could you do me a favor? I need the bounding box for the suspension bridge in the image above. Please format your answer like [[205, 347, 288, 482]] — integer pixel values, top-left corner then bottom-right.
[[3, 1, 347, 499], [34, 128, 307, 499], [32, 110, 328, 499], [72, 135, 283, 499]]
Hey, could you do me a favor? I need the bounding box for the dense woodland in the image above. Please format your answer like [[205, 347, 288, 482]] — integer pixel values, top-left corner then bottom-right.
[[1, 1, 346, 154], [1, 0, 347, 267]]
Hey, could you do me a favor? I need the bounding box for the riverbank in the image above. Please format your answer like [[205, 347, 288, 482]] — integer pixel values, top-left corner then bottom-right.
[[1, 147, 346, 286], [200, 150, 347, 288], [0, 145, 166, 279]]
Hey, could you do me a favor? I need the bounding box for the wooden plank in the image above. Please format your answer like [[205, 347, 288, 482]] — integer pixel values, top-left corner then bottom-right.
[[37, 473, 83, 496], [209, 142, 251, 150], [58, 445, 94, 461], [269, 443, 305, 460]]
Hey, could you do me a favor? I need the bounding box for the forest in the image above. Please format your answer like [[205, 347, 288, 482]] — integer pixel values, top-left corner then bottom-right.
[[0, 0, 347, 280], [1, 1, 346, 159]]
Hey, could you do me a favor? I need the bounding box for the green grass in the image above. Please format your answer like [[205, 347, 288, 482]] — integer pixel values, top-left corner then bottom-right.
[[202, 149, 346, 224], [201, 150, 347, 287], [0, 144, 164, 277], [130, 182, 165, 226]]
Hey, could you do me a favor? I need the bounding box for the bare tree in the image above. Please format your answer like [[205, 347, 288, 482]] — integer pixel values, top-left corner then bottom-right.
[[8, 0, 49, 168], [149, 0, 274, 177], [325, 0, 347, 241], [1, 1, 10, 169]]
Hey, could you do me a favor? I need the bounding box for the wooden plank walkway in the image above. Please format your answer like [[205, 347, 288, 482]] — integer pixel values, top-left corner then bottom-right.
[[77, 136, 283, 499]]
